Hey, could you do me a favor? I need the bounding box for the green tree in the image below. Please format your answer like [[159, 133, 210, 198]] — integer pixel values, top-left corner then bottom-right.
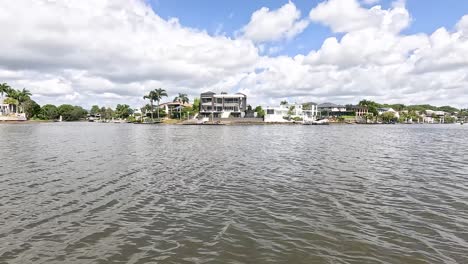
[[39, 104, 59, 120], [280, 100, 288, 105], [254, 106, 265, 118], [144, 88, 167, 121], [3, 97, 19, 113], [22, 99, 41, 119], [58, 104, 87, 121], [153, 88, 168, 120], [173, 93, 189, 119], [115, 104, 133, 119], [358, 99, 380, 116], [0, 83, 11, 99], [381, 112, 396, 123], [103, 107, 114, 120], [192, 97, 200, 114], [90, 105, 100, 115]]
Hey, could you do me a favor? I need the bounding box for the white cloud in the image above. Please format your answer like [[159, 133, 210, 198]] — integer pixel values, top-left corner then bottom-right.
[[241, 1, 309, 43], [237, 1, 468, 107], [0, 0, 467, 109], [309, 0, 410, 33], [0, 0, 259, 107]]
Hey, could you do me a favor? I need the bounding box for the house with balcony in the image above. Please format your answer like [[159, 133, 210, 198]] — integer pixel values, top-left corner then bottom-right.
[[317, 103, 348, 117], [199, 91, 247, 118], [159, 101, 192, 118], [346, 105, 368, 117], [264, 102, 317, 123], [1, 97, 27, 121]]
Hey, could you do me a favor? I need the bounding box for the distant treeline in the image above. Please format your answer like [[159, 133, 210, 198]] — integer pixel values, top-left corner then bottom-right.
[[358, 100, 464, 115]]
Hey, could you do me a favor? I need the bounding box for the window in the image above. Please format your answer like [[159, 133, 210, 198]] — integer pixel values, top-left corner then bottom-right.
[[217, 98, 222, 104], [267, 109, 274, 114]]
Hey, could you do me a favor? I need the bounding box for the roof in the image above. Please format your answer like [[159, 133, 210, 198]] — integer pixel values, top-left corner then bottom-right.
[[213, 93, 246, 98], [159, 101, 192, 107], [318, 102, 345, 108]]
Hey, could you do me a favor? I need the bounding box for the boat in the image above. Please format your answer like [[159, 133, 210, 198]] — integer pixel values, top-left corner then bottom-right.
[[304, 118, 329, 125]]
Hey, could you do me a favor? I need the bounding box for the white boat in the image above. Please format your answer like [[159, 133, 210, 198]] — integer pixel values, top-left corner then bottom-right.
[[304, 118, 329, 125]]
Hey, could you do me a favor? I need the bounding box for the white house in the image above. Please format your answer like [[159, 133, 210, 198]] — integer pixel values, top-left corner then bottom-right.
[[264, 103, 317, 123], [377, 108, 400, 119]]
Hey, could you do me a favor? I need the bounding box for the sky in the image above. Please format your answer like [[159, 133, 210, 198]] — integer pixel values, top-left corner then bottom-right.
[[0, 0, 467, 109]]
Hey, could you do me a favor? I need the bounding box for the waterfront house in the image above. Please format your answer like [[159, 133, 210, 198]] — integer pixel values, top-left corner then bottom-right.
[[425, 110, 446, 117], [264, 102, 317, 123], [159, 101, 192, 118], [0, 98, 26, 121], [377, 108, 400, 119], [317, 103, 347, 117], [346, 105, 368, 117], [199, 91, 247, 118]]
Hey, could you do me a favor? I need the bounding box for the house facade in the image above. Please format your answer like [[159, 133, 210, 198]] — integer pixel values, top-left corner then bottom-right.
[[0, 98, 26, 121], [377, 108, 400, 119], [317, 103, 348, 117], [200, 92, 247, 118], [264, 103, 317, 123], [159, 102, 192, 118], [346, 105, 368, 117]]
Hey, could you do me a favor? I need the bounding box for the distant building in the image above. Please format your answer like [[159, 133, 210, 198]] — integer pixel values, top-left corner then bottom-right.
[[317, 103, 347, 117], [377, 108, 400, 119], [346, 105, 368, 117], [425, 110, 446, 117], [159, 101, 192, 118], [264, 103, 317, 123], [0, 98, 26, 121], [199, 91, 247, 118]]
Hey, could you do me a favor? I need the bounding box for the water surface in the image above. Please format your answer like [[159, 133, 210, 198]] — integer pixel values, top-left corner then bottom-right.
[[1, 123, 467, 263]]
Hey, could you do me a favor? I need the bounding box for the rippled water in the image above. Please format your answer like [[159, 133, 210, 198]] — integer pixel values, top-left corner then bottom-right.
[[1, 123, 468, 264]]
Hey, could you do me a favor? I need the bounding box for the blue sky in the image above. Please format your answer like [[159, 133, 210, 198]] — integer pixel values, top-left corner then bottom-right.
[[151, 0, 468, 56]]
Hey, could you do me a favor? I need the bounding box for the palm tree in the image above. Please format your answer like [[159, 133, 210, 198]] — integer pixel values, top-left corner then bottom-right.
[[153, 88, 167, 120], [143, 90, 157, 121], [144, 88, 168, 121], [173, 93, 189, 119], [16, 88, 32, 113], [0, 83, 11, 99]]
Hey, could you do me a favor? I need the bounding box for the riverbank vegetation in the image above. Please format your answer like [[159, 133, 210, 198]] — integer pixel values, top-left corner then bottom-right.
[[1, 82, 467, 123]]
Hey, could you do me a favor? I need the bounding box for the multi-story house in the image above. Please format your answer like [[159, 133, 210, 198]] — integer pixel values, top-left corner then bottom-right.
[[264, 102, 317, 122], [200, 91, 247, 118], [317, 103, 347, 117]]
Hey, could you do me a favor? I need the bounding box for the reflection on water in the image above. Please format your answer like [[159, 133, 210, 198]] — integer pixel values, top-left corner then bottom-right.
[[0, 123, 467, 263]]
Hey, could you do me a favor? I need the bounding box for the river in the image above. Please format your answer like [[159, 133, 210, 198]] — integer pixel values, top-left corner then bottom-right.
[[0, 123, 467, 263]]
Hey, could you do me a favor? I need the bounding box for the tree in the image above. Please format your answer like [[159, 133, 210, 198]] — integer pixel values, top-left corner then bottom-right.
[[58, 104, 87, 121], [39, 104, 59, 120], [254, 106, 265, 118], [0, 83, 11, 99], [153, 88, 168, 120], [90, 105, 100, 115], [143, 88, 167, 121], [115, 104, 133, 119], [3, 97, 18, 113], [192, 97, 200, 114], [103, 107, 114, 120], [143, 91, 157, 121], [287, 105, 296, 118], [173, 93, 189, 119], [22, 99, 41, 119], [381, 112, 396, 123], [358, 99, 380, 116], [280, 100, 288, 105], [364, 113, 374, 124]]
